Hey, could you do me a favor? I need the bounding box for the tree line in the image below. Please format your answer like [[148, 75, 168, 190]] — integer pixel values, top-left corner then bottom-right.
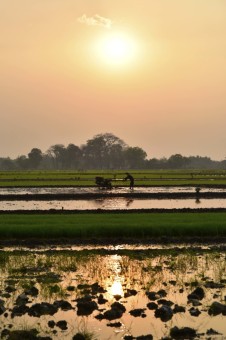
[[1, 133, 226, 170]]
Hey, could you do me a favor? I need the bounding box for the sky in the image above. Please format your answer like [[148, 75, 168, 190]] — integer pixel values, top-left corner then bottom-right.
[[0, 0, 226, 160]]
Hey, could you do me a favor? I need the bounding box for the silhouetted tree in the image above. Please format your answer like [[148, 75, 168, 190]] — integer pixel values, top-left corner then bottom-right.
[[65, 144, 82, 169], [146, 157, 168, 169], [16, 155, 29, 169], [221, 159, 226, 169], [28, 148, 43, 169], [185, 156, 214, 169], [124, 147, 147, 168], [83, 133, 127, 169], [47, 144, 66, 169], [167, 154, 188, 168], [0, 158, 16, 170], [108, 143, 125, 169]]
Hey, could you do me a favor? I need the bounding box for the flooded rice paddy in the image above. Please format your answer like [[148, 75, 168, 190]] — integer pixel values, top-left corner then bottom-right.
[[1, 186, 226, 211], [1, 198, 226, 211], [1, 186, 226, 338], [0, 246, 226, 339]]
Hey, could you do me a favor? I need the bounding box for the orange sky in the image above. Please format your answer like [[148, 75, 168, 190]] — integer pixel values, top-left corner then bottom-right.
[[0, 0, 226, 160]]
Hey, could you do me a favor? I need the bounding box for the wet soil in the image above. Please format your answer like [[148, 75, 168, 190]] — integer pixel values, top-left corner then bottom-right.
[[1, 191, 226, 200], [1, 236, 226, 248], [1, 207, 226, 214]]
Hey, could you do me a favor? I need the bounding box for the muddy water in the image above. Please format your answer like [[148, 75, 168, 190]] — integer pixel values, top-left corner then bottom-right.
[[0, 247, 225, 339], [1, 197, 226, 210]]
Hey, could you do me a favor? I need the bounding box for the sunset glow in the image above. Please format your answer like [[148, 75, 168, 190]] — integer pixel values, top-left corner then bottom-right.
[[0, 1, 226, 159], [95, 32, 138, 67]]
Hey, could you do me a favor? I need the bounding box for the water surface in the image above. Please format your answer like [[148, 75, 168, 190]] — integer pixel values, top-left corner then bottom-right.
[[0, 247, 225, 339], [1, 197, 226, 210]]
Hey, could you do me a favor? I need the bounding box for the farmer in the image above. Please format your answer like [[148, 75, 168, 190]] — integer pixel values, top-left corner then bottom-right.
[[124, 172, 134, 189]]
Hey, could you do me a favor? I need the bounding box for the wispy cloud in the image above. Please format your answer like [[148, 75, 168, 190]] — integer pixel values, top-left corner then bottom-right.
[[77, 14, 112, 29]]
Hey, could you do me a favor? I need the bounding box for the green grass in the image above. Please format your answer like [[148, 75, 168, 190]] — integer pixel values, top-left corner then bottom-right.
[[1, 180, 226, 187], [0, 212, 226, 240], [1, 169, 226, 187]]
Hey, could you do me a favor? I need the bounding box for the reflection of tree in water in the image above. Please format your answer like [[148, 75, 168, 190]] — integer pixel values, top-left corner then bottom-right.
[[195, 198, 201, 204], [93, 198, 105, 208], [126, 198, 133, 207]]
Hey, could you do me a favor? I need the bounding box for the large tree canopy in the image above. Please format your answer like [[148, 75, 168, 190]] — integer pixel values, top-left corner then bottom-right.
[[28, 148, 43, 169], [83, 133, 127, 169]]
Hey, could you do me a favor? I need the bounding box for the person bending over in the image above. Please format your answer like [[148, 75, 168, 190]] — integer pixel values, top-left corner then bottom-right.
[[124, 172, 134, 189]]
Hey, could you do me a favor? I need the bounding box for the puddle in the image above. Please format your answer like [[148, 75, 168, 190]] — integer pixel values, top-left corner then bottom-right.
[[0, 247, 225, 339]]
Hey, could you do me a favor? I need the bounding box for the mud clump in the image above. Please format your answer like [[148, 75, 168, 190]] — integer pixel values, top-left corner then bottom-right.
[[98, 293, 108, 304], [187, 287, 205, 300], [129, 308, 146, 317], [28, 302, 58, 317], [157, 299, 173, 306], [107, 322, 122, 327], [73, 333, 86, 340], [173, 304, 186, 314], [0, 299, 6, 315], [24, 286, 39, 297], [124, 289, 138, 298], [15, 293, 29, 306], [56, 320, 67, 330], [155, 305, 173, 322], [11, 304, 29, 318], [146, 289, 167, 301], [91, 282, 106, 294], [103, 302, 126, 320], [76, 296, 98, 316], [208, 301, 226, 316], [48, 320, 55, 328], [146, 302, 158, 310], [204, 281, 225, 289], [53, 300, 73, 311], [189, 307, 201, 317], [170, 326, 197, 339]]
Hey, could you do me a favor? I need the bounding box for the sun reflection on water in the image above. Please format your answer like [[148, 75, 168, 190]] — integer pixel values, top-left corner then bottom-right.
[[106, 254, 125, 298], [109, 280, 124, 297]]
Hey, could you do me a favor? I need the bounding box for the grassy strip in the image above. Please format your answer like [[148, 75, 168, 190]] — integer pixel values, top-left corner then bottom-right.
[[1, 180, 226, 187], [0, 212, 226, 239], [1, 170, 226, 187], [1, 169, 226, 177]]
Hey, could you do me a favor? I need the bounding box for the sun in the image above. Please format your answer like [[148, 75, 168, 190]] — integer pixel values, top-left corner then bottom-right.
[[95, 32, 138, 67]]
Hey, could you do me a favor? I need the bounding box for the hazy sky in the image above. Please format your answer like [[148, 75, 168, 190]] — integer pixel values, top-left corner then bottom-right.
[[1, 0, 226, 160]]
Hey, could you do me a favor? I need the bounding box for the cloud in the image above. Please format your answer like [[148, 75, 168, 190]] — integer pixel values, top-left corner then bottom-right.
[[78, 14, 112, 29]]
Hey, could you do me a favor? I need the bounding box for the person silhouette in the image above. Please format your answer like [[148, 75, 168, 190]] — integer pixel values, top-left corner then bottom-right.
[[124, 173, 134, 189]]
